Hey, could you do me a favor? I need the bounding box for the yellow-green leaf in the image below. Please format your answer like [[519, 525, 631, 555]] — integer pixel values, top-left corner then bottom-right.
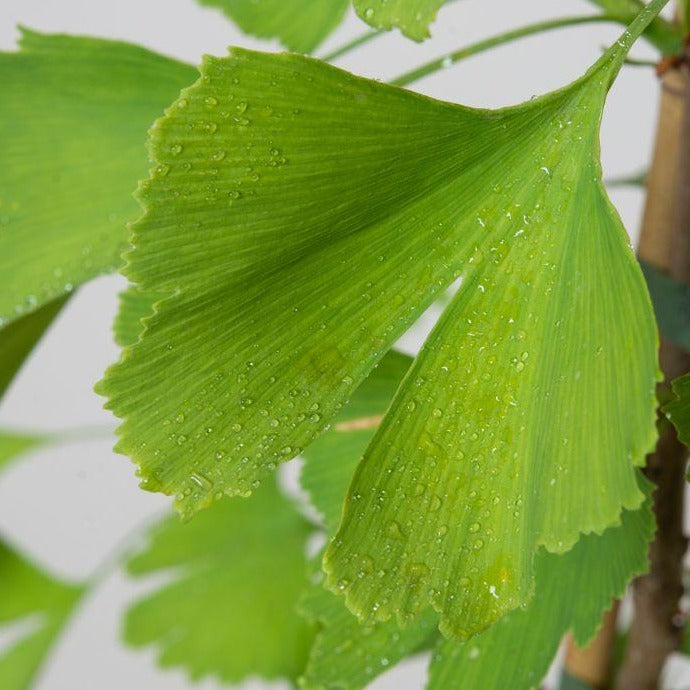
[[101, 3, 663, 636]]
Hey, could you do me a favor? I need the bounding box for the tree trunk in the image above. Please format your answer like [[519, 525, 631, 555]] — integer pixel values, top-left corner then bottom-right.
[[615, 63, 690, 690]]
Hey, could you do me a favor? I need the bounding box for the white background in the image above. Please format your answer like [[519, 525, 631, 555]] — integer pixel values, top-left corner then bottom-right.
[[0, 1, 687, 688]]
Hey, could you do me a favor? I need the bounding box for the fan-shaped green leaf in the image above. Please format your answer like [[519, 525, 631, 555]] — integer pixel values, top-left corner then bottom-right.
[[101, 4, 662, 635], [427, 480, 653, 688], [323, 12, 661, 636], [664, 373, 690, 447], [198, 0, 349, 53], [124, 479, 315, 683], [353, 0, 444, 40], [0, 29, 196, 330], [0, 542, 83, 690]]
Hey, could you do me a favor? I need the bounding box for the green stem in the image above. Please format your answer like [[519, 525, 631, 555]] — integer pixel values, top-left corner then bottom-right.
[[321, 29, 382, 62], [391, 14, 619, 87], [623, 56, 658, 68], [47, 424, 115, 445]]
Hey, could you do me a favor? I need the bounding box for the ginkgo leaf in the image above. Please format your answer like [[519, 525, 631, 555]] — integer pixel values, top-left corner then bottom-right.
[[427, 480, 653, 689], [0, 29, 196, 330], [301, 350, 412, 532], [0, 542, 83, 690], [197, 0, 349, 53], [664, 373, 690, 447], [323, 10, 662, 637], [124, 478, 315, 683], [0, 296, 68, 399], [0, 431, 44, 472], [101, 3, 662, 635]]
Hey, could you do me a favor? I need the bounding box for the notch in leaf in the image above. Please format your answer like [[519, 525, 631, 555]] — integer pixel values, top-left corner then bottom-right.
[[101, 1, 664, 636]]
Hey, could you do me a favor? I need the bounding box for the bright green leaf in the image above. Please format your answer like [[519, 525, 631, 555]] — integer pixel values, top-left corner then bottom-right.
[[640, 261, 690, 351], [323, 11, 662, 635], [664, 373, 690, 447], [353, 0, 444, 40], [124, 479, 315, 683], [0, 296, 68, 399], [427, 480, 653, 689], [102, 4, 662, 634], [0, 29, 196, 329], [197, 0, 349, 53], [0, 543, 83, 690]]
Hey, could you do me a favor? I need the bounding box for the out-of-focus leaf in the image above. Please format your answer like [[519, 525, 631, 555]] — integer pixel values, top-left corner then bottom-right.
[[0, 29, 196, 330], [198, 0, 349, 53], [640, 261, 690, 351], [0, 545, 83, 690], [426, 480, 653, 689], [101, 5, 662, 636], [353, 0, 445, 40], [124, 479, 315, 683], [298, 582, 436, 690], [0, 431, 44, 473], [0, 296, 68, 399], [664, 372, 690, 447]]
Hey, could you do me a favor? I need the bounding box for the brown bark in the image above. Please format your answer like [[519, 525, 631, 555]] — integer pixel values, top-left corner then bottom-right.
[[615, 65, 690, 690], [564, 605, 619, 688]]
